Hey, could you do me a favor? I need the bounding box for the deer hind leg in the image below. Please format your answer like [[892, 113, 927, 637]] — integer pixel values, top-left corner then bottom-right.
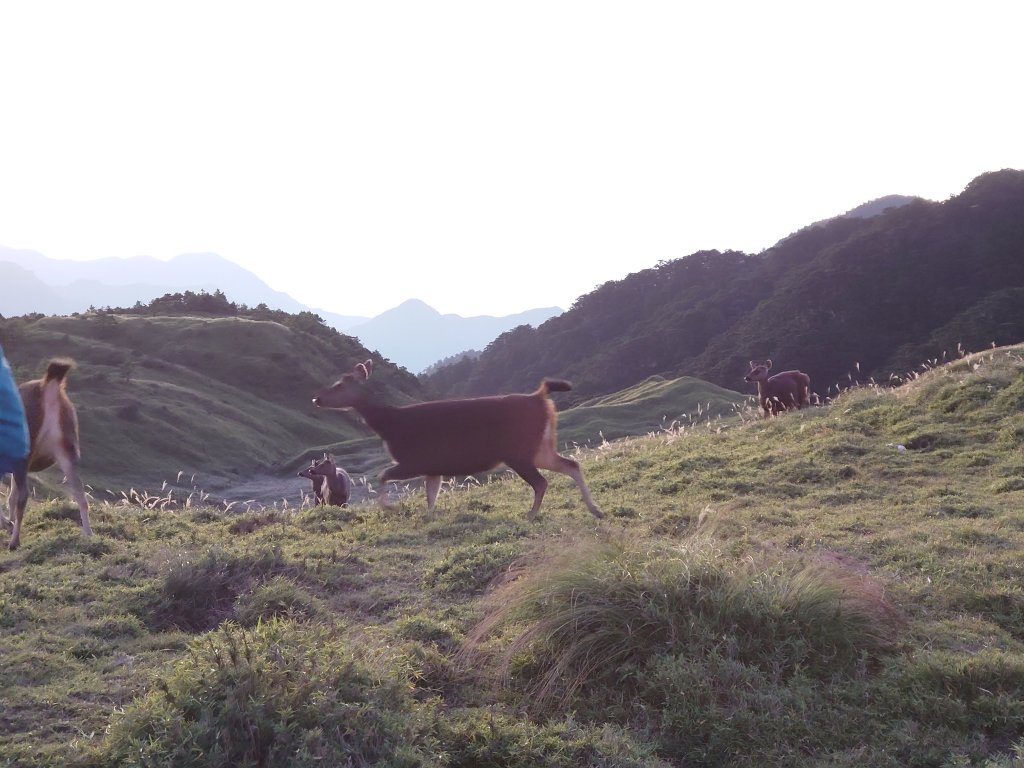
[[506, 461, 548, 521], [5, 462, 29, 551], [55, 447, 92, 536], [533, 444, 604, 519]]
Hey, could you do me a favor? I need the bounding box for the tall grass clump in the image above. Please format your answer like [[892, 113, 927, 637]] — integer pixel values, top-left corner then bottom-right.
[[96, 620, 432, 768], [462, 535, 903, 709], [140, 546, 290, 632]]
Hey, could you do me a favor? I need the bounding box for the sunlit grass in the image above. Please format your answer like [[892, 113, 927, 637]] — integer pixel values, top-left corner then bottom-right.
[[1, 344, 1022, 766]]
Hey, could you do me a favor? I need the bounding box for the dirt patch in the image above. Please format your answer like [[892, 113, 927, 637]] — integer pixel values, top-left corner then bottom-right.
[[207, 474, 377, 509]]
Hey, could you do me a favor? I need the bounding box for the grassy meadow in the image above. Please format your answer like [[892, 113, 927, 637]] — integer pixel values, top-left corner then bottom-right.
[[0, 312, 401, 499], [0, 311, 744, 505], [1, 345, 1023, 767], [557, 374, 746, 447]]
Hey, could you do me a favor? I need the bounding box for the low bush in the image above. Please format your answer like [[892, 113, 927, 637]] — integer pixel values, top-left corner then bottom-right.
[[463, 535, 904, 708], [139, 546, 290, 632], [97, 620, 432, 768], [233, 576, 320, 626]]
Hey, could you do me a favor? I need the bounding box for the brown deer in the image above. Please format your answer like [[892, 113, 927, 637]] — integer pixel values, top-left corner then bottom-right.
[[312, 360, 603, 521], [744, 360, 811, 417], [1, 359, 92, 550], [297, 458, 326, 504], [299, 453, 352, 506]]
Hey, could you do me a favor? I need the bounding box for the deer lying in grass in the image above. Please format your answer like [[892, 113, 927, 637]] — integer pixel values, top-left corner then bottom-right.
[[298, 453, 352, 506], [312, 360, 603, 521], [744, 359, 811, 417], [1, 359, 92, 550]]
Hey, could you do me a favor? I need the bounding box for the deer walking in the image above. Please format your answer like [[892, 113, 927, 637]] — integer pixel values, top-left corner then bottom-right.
[[1, 359, 92, 550], [312, 360, 603, 521]]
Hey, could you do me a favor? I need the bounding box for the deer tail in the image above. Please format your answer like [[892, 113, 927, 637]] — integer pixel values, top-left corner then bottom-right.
[[539, 378, 573, 396], [44, 359, 75, 384]]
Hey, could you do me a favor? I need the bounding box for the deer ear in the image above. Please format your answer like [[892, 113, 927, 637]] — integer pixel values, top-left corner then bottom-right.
[[749, 360, 756, 368], [766, 359, 773, 369]]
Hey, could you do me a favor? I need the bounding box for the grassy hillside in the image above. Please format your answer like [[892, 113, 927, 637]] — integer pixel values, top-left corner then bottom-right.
[[0, 309, 748, 502], [557, 374, 747, 447], [2, 345, 1022, 766], [0, 311, 419, 500]]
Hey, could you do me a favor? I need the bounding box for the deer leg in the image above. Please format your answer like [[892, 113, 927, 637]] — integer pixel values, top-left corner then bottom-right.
[[424, 475, 442, 510], [506, 462, 548, 521], [0, 475, 12, 530], [55, 449, 92, 536], [7, 462, 29, 551], [536, 453, 604, 519]]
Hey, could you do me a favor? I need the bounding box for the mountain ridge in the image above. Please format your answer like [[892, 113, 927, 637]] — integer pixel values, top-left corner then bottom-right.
[[0, 248, 561, 371], [422, 169, 1024, 402]]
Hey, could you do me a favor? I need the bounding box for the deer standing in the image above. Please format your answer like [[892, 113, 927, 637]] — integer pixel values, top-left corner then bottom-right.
[[299, 453, 352, 506], [744, 360, 811, 417]]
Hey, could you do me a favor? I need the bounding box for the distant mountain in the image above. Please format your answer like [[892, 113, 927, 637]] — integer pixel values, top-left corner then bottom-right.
[[423, 169, 1024, 402], [0, 261, 77, 316], [0, 247, 324, 317], [346, 299, 563, 373], [0, 248, 561, 367]]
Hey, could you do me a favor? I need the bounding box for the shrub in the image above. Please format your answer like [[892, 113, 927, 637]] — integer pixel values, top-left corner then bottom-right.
[[98, 621, 432, 768], [463, 535, 904, 708], [140, 546, 289, 632], [233, 576, 320, 626]]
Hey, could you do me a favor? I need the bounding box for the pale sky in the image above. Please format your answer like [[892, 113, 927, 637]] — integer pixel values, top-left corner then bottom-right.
[[1, 2, 1021, 318]]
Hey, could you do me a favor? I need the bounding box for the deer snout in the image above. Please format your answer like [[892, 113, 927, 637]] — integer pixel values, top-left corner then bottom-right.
[[312, 396, 321, 406]]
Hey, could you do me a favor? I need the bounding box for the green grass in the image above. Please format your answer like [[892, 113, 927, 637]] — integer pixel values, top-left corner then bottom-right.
[[1, 345, 1023, 766], [0, 312, 384, 498], [0, 313, 746, 504]]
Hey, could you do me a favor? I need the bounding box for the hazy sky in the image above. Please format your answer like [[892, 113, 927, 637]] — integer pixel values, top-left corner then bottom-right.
[[2, 2, 1021, 318]]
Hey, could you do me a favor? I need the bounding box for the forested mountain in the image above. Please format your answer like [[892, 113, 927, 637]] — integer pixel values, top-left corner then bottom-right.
[[424, 170, 1024, 402]]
